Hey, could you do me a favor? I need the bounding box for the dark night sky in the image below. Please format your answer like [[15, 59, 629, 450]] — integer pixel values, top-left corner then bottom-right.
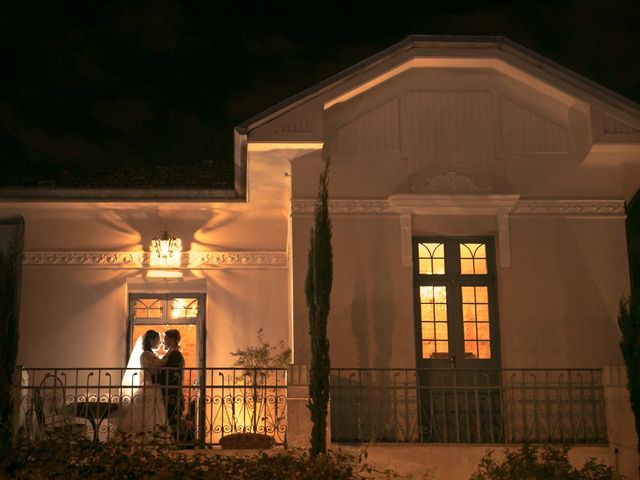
[[1, 1, 639, 189]]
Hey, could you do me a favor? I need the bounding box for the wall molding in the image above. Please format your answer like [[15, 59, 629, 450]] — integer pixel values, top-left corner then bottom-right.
[[292, 198, 626, 217], [292, 196, 626, 270], [512, 200, 625, 216], [291, 199, 394, 215], [22, 251, 288, 269]]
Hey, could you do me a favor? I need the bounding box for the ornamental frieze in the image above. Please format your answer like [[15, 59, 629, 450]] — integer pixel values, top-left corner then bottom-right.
[[23, 251, 287, 269], [512, 200, 624, 215], [292, 198, 625, 216]]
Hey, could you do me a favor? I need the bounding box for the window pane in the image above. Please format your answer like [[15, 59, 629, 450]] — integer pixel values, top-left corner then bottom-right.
[[435, 341, 449, 356], [464, 341, 478, 359], [477, 322, 490, 340], [434, 304, 447, 321], [460, 258, 475, 274], [419, 285, 448, 359], [478, 341, 491, 359], [418, 242, 445, 275], [463, 304, 476, 321], [134, 298, 163, 319], [421, 304, 435, 321], [461, 286, 475, 303], [460, 243, 487, 275], [421, 323, 435, 339], [434, 286, 447, 303], [422, 340, 435, 358], [464, 323, 477, 340], [474, 259, 488, 274], [433, 258, 445, 274], [435, 322, 449, 340], [462, 286, 491, 359], [475, 287, 488, 303], [419, 259, 433, 275], [420, 286, 434, 303], [171, 298, 198, 319], [476, 304, 489, 322]]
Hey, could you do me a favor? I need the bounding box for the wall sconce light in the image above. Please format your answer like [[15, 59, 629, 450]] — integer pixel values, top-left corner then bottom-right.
[[150, 231, 182, 267]]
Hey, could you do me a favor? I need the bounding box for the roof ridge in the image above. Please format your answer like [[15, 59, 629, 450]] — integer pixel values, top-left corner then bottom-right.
[[237, 35, 640, 134]]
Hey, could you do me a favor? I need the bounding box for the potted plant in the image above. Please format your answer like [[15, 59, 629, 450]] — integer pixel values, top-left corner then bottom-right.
[[221, 329, 291, 449]]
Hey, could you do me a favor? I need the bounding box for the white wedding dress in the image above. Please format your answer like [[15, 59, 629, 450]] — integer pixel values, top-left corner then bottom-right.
[[118, 336, 168, 441]]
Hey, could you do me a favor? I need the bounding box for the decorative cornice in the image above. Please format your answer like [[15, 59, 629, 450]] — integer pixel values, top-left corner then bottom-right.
[[512, 200, 625, 215], [293, 197, 626, 217], [23, 252, 146, 266], [22, 251, 287, 269], [185, 251, 287, 268], [291, 199, 393, 215]]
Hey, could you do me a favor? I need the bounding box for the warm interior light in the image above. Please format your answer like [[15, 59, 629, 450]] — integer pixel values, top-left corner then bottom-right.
[[150, 231, 182, 267]]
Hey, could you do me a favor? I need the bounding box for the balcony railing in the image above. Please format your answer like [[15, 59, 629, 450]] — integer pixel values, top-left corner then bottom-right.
[[14, 366, 608, 447], [330, 368, 607, 444], [14, 367, 287, 446]]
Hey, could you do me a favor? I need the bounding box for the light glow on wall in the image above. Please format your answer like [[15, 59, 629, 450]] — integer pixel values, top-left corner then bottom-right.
[[146, 270, 183, 279]]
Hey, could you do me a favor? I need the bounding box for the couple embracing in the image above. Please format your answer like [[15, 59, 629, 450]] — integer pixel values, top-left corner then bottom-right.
[[119, 329, 184, 441]]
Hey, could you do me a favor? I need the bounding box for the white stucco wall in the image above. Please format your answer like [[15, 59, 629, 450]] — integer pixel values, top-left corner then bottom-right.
[[287, 65, 637, 370], [3, 145, 293, 368]]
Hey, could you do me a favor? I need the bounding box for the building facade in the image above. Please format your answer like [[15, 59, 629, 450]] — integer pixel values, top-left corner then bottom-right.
[[3, 36, 640, 478]]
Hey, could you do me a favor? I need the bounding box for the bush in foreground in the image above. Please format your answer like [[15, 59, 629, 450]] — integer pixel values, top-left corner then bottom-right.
[[1, 433, 404, 480], [470, 445, 615, 480]]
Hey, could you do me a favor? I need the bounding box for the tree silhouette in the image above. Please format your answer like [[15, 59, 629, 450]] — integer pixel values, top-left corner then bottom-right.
[[305, 159, 332, 456]]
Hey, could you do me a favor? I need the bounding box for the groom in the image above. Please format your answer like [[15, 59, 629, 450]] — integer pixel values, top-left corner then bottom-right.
[[159, 329, 185, 440]]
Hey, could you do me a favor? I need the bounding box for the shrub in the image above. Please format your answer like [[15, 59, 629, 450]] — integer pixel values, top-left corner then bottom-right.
[[230, 328, 291, 369], [618, 296, 640, 477], [1, 432, 401, 479], [469, 445, 615, 480]]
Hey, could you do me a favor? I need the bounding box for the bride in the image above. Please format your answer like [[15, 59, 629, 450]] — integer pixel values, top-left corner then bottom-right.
[[119, 330, 169, 440]]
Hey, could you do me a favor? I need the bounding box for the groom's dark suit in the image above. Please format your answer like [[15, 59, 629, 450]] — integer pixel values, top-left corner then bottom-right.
[[157, 349, 185, 438]]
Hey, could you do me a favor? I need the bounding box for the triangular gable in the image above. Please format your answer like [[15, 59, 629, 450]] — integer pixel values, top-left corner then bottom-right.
[[237, 36, 640, 141]]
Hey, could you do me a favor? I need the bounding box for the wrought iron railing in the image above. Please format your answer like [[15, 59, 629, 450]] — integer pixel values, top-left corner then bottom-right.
[[14, 367, 287, 446], [330, 368, 607, 444]]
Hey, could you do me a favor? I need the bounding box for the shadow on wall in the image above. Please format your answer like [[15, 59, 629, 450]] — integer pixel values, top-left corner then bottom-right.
[[99, 206, 213, 252], [558, 220, 622, 367], [350, 257, 370, 368], [372, 237, 395, 369], [348, 240, 397, 369], [338, 241, 399, 440]]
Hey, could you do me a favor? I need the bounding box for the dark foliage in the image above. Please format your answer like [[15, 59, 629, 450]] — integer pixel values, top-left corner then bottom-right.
[[0, 217, 24, 449], [2, 432, 363, 479], [305, 160, 332, 457], [618, 296, 640, 476], [470, 445, 614, 480]]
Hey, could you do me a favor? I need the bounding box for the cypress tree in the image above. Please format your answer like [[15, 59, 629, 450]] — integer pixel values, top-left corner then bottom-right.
[[0, 217, 24, 447], [305, 160, 332, 456], [618, 296, 640, 477]]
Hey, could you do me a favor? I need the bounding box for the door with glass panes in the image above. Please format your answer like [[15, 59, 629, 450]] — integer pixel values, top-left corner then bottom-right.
[[413, 237, 502, 442], [128, 294, 205, 384]]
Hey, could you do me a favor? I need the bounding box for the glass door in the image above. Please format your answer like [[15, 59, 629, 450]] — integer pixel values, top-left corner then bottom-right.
[[413, 237, 502, 442], [128, 293, 205, 383]]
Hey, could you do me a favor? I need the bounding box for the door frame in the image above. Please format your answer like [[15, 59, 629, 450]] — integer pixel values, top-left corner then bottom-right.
[[126, 292, 206, 370]]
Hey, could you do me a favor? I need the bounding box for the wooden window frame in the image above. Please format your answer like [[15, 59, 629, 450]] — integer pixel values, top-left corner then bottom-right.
[[413, 236, 501, 369]]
